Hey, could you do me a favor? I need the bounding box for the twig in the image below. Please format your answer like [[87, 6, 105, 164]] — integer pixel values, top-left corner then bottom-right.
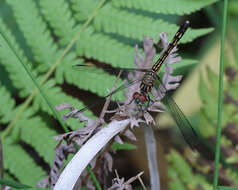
[[99, 71, 122, 120], [138, 174, 147, 190], [124, 172, 146, 189]]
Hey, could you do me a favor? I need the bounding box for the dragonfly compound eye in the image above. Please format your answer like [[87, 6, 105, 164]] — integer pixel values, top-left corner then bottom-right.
[[133, 92, 140, 99]]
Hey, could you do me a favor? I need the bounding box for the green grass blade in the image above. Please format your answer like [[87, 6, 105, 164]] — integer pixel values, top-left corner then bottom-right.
[[87, 165, 102, 190], [218, 186, 238, 190], [0, 178, 30, 188], [213, 0, 228, 189]]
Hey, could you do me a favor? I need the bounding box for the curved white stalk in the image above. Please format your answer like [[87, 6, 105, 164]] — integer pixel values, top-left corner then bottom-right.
[[54, 119, 130, 190]]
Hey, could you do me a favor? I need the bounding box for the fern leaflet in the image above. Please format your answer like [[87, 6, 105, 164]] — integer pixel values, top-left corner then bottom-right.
[[3, 139, 46, 185], [93, 4, 214, 43], [39, 0, 76, 46], [6, 0, 58, 73], [112, 0, 218, 15]]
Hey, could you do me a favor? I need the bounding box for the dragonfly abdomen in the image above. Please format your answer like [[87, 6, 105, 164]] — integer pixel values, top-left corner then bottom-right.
[[152, 21, 190, 73]]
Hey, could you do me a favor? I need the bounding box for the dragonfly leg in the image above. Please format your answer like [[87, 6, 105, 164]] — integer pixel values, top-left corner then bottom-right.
[[146, 94, 152, 108]]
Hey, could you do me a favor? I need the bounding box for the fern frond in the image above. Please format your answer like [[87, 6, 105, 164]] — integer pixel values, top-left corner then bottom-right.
[[167, 150, 212, 189], [112, 0, 218, 15], [37, 0, 125, 100], [33, 79, 96, 129], [199, 74, 218, 126], [19, 113, 58, 164], [56, 55, 125, 100], [170, 59, 197, 75], [0, 86, 16, 123], [185, 28, 214, 43], [167, 168, 187, 190], [0, 18, 38, 97], [0, 15, 94, 127], [71, 0, 100, 21], [93, 4, 213, 43], [76, 27, 135, 68], [167, 150, 194, 185], [3, 139, 46, 185], [39, 0, 76, 46], [6, 0, 58, 72]]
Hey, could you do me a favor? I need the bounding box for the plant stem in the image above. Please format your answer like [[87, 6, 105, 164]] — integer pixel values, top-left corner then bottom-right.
[[213, 0, 228, 189], [87, 165, 102, 190], [143, 124, 160, 190]]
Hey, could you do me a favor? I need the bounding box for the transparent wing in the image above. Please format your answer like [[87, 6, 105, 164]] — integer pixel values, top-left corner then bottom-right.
[[156, 76, 198, 150], [76, 79, 141, 114], [74, 64, 150, 78]]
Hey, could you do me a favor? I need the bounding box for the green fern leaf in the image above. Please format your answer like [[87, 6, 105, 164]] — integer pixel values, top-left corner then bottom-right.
[[112, 0, 218, 15], [6, 0, 122, 102], [184, 28, 214, 43], [93, 4, 214, 43], [156, 58, 197, 78], [0, 14, 95, 127], [71, 0, 100, 21], [167, 150, 194, 186], [0, 86, 16, 123], [6, 0, 58, 73], [206, 66, 219, 96], [33, 79, 96, 129], [0, 18, 38, 98], [3, 139, 46, 185], [168, 168, 187, 190], [167, 150, 212, 189], [39, 0, 76, 46], [38, 0, 126, 99], [19, 113, 58, 164], [199, 74, 218, 122], [56, 55, 125, 100], [76, 27, 135, 68]]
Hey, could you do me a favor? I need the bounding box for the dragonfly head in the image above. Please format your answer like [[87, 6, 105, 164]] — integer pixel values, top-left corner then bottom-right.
[[132, 92, 149, 110]]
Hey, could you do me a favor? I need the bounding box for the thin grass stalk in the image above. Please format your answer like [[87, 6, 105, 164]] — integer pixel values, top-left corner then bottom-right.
[[213, 0, 228, 189], [87, 165, 102, 190]]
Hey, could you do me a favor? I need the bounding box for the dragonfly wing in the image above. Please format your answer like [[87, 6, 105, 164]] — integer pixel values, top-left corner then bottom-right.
[[76, 79, 141, 114], [155, 76, 198, 150], [162, 94, 198, 150], [74, 64, 150, 78]]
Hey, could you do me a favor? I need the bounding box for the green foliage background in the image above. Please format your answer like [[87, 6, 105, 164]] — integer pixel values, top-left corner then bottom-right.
[[0, 0, 221, 188], [167, 1, 238, 189]]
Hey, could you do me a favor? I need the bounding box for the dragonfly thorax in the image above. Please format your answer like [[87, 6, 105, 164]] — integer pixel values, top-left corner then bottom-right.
[[140, 71, 157, 93]]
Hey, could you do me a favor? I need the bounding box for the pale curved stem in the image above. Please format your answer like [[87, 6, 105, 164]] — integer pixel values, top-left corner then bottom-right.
[[54, 119, 130, 190]]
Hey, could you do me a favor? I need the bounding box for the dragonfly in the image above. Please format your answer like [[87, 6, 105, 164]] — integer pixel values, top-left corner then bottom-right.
[[75, 21, 198, 150]]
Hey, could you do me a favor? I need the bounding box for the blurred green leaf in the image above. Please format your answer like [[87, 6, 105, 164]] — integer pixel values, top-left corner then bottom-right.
[[112, 142, 137, 151], [218, 186, 238, 190]]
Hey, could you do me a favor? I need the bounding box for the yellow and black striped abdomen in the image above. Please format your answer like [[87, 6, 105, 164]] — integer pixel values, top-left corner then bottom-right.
[[152, 21, 190, 73]]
